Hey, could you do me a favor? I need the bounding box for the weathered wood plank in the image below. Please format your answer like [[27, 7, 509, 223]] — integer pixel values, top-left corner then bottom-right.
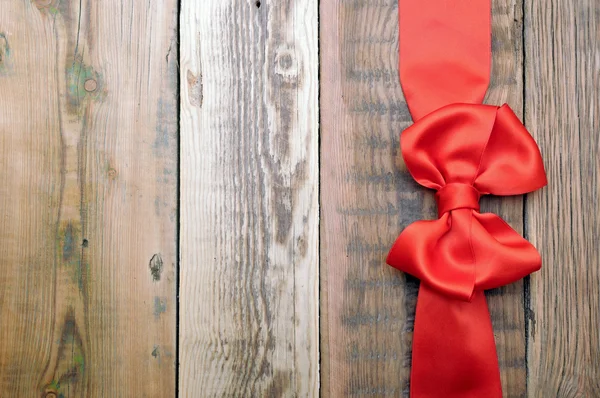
[[319, 0, 527, 396], [179, 1, 319, 396], [320, 2, 410, 395], [0, 1, 178, 396], [525, 1, 600, 396], [484, 2, 529, 396]]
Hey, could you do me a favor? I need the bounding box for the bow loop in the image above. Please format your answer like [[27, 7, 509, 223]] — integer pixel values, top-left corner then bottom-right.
[[387, 211, 542, 301], [388, 102, 546, 300], [401, 103, 547, 194]]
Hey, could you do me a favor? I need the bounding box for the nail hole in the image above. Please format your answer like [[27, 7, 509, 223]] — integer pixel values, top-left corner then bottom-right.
[[255, 1, 261, 8], [82, 239, 89, 248]]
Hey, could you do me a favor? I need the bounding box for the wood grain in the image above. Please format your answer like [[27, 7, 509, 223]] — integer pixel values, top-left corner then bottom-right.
[[0, 1, 178, 396], [179, 0, 319, 396], [320, 1, 411, 395], [484, 2, 529, 396], [0, 0, 597, 396], [525, 1, 600, 396], [319, 0, 528, 396]]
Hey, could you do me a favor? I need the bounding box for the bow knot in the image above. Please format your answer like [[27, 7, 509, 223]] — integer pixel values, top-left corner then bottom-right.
[[387, 102, 547, 301], [435, 183, 480, 217]]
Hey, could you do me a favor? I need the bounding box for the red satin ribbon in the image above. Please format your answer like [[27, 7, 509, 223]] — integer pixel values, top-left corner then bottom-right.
[[388, 1, 547, 397]]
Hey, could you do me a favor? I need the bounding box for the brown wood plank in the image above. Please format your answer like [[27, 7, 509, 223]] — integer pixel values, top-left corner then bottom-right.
[[320, 2, 411, 395], [319, 0, 527, 396], [525, 1, 600, 396], [0, 1, 178, 396], [179, 1, 319, 396], [484, 2, 529, 396]]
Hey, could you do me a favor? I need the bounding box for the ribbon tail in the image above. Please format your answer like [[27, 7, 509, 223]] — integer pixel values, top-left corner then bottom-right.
[[410, 284, 502, 398]]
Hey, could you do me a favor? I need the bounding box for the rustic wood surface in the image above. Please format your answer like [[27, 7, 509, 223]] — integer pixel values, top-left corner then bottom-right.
[[0, 0, 178, 396], [179, 0, 319, 396], [525, 0, 600, 396], [0, 0, 598, 396], [483, 2, 529, 396], [320, 1, 413, 395]]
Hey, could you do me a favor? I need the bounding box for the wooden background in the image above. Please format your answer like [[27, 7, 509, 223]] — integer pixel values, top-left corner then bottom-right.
[[0, 0, 598, 397]]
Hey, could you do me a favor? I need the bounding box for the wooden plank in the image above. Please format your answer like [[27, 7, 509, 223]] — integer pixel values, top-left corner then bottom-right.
[[179, 1, 319, 396], [525, 1, 600, 396], [320, 2, 411, 395], [0, 1, 178, 396], [484, 2, 529, 396], [319, 0, 527, 396]]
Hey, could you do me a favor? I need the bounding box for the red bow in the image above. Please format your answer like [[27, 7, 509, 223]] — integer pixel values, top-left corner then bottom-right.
[[388, 103, 547, 299], [387, 103, 547, 397]]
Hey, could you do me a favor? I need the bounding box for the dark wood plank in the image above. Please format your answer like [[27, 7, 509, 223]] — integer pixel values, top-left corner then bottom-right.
[[525, 1, 600, 396], [179, 1, 319, 396], [484, 2, 529, 396], [0, 1, 178, 396], [320, 0, 527, 396]]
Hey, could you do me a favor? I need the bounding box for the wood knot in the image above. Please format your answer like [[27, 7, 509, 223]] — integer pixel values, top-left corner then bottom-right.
[[186, 70, 203, 108], [0, 33, 10, 71], [279, 54, 293, 70], [66, 56, 101, 112], [107, 167, 117, 179], [44, 393, 57, 398], [273, 48, 300, 84], [84, 78, 97, 92], [34, 0, 56, 12], [149, 253, 164, 282]]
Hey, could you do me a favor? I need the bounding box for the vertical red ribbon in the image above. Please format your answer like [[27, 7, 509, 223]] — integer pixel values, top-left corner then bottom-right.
[[393, 1, 547, 397], [399, 0, 490, 119]]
